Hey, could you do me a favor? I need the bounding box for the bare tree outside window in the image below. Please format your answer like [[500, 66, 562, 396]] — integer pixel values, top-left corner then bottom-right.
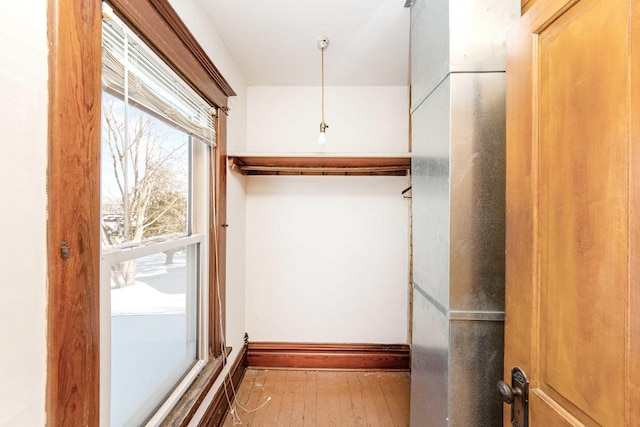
[[101, 93, 189, 286]]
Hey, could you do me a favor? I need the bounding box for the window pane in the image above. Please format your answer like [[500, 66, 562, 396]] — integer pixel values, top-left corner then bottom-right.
[[108, 246, 198, 427], [101, 91, 190, 249]]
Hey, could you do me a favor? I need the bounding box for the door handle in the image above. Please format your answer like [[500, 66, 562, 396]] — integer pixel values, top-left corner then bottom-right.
[[497, 380, 522, 404], [498, 367, 529, 427]]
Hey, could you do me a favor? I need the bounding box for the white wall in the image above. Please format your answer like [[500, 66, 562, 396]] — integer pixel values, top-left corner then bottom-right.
[[0, 1, 48, 426], [246, 175, 410, 343], [247, 86, 409, 153], [244, 86, 410, 344]]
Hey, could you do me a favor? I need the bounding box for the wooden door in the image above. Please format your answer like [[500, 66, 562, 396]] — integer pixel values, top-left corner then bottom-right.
[[504, 0, 640, 425]]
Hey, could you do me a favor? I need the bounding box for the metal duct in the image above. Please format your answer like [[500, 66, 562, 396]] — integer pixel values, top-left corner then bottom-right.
[[409, 0, 519, 425]]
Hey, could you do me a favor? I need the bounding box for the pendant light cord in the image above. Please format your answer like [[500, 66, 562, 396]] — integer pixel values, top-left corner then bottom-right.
[[321, 46, 325, 124]]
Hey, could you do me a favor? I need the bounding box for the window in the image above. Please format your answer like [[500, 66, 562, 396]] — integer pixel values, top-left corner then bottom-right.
[[100, 7, 214, 425], [47, 0, 234, 424]]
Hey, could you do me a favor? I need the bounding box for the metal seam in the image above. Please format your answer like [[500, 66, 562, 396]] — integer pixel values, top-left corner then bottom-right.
[[413, 282, 447, 316], [410, 70, 506, 115], [413, 282, 505, 322]]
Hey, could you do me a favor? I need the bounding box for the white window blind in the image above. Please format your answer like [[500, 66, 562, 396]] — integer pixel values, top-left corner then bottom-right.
[[102, 8, 216, 146]]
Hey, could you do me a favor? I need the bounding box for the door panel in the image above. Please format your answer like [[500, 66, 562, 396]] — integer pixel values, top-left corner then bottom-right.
[[529, 392, 583, 426], [631, 2, 640, 425], [538, 0, 627, 424], [505, 0, 634, 424]]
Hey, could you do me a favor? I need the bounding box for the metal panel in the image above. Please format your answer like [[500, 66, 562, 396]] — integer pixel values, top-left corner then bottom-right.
[[449, 72, 506, 312], [449, 319, 504, 426], [410, 0, 450, 111], [410, 2, 510, 425], [411, 0, 518, 110], [449, 0, 519, 72], [412, 76, 451, 310], [411, 288, 450, 426]]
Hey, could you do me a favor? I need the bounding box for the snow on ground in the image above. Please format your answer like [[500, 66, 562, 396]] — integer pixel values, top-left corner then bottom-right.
[[108, 251, 196, 425], [111, 250, 188, 316], [111, 281, 185, 315]]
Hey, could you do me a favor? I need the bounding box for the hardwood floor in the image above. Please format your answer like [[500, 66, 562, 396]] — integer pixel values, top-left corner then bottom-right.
[[221, 369, 410, 426]]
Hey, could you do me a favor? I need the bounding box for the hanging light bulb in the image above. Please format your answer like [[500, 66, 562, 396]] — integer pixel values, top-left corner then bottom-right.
[[317, 37, 329, 146], [318, 122, 328, 145]]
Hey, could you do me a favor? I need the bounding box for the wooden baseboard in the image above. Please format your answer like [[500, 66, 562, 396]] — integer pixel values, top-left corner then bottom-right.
[[247, 342, 410, 371], [197, 344, 248, 427]]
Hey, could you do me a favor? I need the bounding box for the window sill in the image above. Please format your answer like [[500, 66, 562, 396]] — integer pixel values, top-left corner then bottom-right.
[[160, 347, 232, 426]]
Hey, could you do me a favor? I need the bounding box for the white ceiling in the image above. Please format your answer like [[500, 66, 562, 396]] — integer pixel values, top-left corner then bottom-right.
[[197, 0, 410, 86]]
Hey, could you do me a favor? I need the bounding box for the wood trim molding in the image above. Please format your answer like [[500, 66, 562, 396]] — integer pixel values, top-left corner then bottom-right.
[[247, 342, 411, 371], [210, 112, 228, 356], [106, 0, 236, 108], [522, 0, 535, 14], [147, 0, 235, 98], [198, 344, 248, 427], [47, 0, 102, 425]]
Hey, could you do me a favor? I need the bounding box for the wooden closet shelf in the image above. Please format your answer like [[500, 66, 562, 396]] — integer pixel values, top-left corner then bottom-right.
[[227, 153, 411, 176]]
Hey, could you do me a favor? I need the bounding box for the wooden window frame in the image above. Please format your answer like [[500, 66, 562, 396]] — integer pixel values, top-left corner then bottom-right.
[[47, 0, 235, 425]]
